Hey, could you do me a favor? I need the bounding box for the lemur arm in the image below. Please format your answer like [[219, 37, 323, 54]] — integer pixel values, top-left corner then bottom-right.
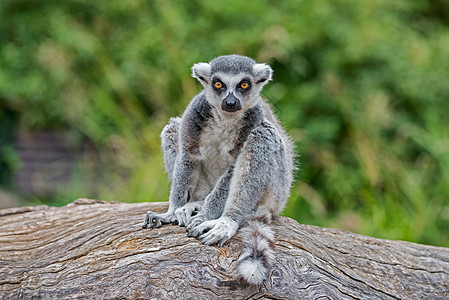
[[185, 165, 234, 230]]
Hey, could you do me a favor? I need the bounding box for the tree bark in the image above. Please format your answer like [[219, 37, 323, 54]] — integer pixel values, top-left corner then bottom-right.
[[0, 199, 448, 299]]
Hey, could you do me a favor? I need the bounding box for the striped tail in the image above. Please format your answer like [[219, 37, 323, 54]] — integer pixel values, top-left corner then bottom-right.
[[235, 217, 276, 285]]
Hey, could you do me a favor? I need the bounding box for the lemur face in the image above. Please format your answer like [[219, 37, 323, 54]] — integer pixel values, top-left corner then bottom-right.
[[210, 73, 252, 112], [191, 55, 273, 114]]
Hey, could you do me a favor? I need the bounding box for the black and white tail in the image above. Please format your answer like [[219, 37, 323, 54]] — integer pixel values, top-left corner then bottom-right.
[[235, 217, 276, 285]]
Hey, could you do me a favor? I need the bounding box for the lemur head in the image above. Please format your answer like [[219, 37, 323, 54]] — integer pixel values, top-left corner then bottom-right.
[[192, 55, 273, 114]]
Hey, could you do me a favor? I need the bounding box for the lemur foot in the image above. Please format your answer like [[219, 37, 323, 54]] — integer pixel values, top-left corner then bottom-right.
[[142, 210, 176, 229], [188, 217, 239, 247], [175, 201, 204, 227]]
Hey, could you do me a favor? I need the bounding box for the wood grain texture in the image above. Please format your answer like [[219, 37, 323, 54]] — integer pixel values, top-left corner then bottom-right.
[[0, 199, 448, 299]]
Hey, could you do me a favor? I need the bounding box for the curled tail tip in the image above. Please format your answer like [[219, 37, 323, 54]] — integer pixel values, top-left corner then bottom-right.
[[237, 259, 268, 285], [236, 217, 276, 285]]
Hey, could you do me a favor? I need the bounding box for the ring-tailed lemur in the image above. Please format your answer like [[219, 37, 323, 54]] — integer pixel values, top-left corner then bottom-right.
[[142, 55, 295, 285]]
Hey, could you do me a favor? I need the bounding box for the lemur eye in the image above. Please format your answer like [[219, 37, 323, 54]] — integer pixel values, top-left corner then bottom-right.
[[240, 82, 249, 89], [214, 81, 223, 89]]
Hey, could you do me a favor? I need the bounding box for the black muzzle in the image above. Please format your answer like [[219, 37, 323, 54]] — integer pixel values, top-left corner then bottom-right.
[[221, 93, 242, 112]]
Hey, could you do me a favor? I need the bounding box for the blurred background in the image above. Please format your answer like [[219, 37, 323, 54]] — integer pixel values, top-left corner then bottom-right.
[[1, 0, 448, 247]]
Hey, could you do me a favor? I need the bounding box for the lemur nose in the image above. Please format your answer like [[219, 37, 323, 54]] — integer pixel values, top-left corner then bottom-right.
[[222, 94, 241, 112], [226, 99, 236, 109]]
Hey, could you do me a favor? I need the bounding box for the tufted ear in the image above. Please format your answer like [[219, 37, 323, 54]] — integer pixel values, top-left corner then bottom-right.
[[191, 62, 211, 87], [252, 63, 273, 86]]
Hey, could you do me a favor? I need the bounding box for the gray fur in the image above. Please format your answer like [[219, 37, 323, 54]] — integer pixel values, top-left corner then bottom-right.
[[142, 55, 295, 285], [210, 55, 255, 75]]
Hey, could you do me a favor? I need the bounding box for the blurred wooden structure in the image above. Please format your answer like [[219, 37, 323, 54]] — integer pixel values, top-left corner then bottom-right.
[[0, 200, 448, 299], [13, 131, 97, 196]]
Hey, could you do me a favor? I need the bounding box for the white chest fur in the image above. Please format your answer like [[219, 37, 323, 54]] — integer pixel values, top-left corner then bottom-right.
[[198, 115, 238, 184]]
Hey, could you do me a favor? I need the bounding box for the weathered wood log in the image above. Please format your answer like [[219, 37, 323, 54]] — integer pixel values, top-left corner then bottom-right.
[[0, 199, 448, 299]]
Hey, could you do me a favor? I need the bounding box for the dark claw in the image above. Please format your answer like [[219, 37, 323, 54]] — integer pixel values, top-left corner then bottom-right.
[[172, 220, 179, 225]]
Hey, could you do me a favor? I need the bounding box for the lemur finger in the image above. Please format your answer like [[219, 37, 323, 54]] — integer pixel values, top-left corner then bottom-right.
[[178, 211, 187, 227], [185, 219, 195, 230], [141, 216, 149, 229], [188, 225, 206, 238], [186, 217, 204, 231], [182, 209, 191, 224], [155, 217, 162, 228], [200, 232, 220, 245], [175, 210, 183, 226], [217, 238, 227, 247], [187, 222, 201, 236], [187, 227, 200, 238], [148, 218, 154, 229]]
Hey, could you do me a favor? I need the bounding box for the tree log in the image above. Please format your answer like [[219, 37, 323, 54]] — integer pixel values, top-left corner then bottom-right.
[[0, 199, 448, 299]]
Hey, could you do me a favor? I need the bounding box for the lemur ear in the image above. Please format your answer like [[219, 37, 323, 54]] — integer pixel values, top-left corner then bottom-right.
[[252, 63, 273, 86], [191, 62, 211, 87]]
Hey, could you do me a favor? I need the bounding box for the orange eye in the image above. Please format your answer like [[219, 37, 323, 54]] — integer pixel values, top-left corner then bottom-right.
[[214, 82, 223, 89], [241, 82, 249, 89]]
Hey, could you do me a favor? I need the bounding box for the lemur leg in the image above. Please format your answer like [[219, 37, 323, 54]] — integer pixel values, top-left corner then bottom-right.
[[143, 118, 200, 228], [191, 124, 286, 246], [161, 117, 203, 226], [142, 118, 180, 228], [161, 117, 181, 181], [186, 166, 233, 233]]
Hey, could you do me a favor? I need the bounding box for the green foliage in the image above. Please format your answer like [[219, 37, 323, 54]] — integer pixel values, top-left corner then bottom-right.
[[1, 0, 448, 246]]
